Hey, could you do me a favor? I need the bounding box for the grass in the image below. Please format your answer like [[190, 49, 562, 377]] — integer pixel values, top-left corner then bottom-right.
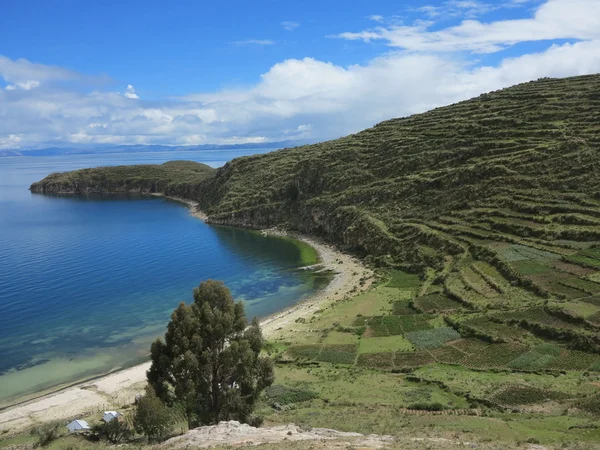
[[404, 327, 461, 349], [358, 335, 414, 353]]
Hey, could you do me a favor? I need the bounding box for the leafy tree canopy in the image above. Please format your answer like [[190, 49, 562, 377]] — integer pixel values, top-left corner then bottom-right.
[[147, 280, 274, 427]]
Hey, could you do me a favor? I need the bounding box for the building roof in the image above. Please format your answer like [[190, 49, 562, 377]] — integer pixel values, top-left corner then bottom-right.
[[68, 420, 90, 429]]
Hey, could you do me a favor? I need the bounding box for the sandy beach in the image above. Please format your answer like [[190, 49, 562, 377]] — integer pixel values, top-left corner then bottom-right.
[[0, 204, 373, 435]]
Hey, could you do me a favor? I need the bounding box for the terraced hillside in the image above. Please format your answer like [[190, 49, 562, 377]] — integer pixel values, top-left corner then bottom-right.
[[32, 74, 600, 357], [25, 74, 600, 446]]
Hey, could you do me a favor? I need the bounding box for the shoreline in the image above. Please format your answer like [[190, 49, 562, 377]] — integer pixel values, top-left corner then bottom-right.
[[0, 202, 373, 435]]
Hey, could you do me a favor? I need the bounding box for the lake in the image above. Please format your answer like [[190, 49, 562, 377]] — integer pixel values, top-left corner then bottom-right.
[[0, 150, 329, 407]]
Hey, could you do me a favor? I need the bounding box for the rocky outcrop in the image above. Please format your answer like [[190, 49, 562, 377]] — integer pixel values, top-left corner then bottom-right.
[[162, 421, 394, 449]]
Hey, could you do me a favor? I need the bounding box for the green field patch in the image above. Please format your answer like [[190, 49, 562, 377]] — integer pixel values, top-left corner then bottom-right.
[[581, 295, 600, 307], [461, 266, 498, 298], [405, 327, 461, 349], [386, 270, 421, 290], [500, 244, 561, 264], [288, 345, 322, 360], [317, 344, 357, 365], [393, 351, 435, 369], [511, 260, 554, 275], [588, 311, 600, 325], [322, 331, 360, 346], [542, 350, 600, 371], [462, 316, 530, 341], [561, 301, 600, 319], [580, 248, 600, 259], [508, 351, 556, 370], [492, 307, 580, 331], [358, 335, 414, 354], [576, 393, 600, 415], [492, 385, 570, 406], [391, 300, 417, 315], [565, 253, 600, 269], [545, 280, 590, 299], [463, 343, 527, 370], [413, 293, 464, 313], [428, 345, 468, 365], [560, 278, 600, 295], [357, 314, 435, 337], [585, 271, 600, 283], [264, 385, 320, 406], [356, 352, 394, 370], [449, 338, 490, 355]]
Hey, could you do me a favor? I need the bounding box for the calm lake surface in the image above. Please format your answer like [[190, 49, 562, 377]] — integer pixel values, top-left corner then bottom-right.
[[0, 150, 329, 406]]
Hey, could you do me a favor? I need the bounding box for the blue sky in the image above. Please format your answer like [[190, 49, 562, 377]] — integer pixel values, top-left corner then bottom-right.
[[1, 0, 599, 148]]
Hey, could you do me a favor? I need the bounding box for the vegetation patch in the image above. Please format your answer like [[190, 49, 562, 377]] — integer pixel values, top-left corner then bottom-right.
[[386, 270, 421, 290], [405, 327, 461, 349], [392, 300, 417, 315], [264, 385, 320, 406], [288, 345, 322, 360], [492, 385, 570, 406], [317, 345, 357, 365], [393, 351, 435, 369], [462, 316, 529, 342], [356, 352, 394, 370], [358, 335, 414, 354], [413, 294, 464, 313]]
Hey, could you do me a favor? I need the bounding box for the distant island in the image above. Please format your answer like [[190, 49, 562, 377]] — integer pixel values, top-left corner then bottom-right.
[[0, 139, 314, 158]]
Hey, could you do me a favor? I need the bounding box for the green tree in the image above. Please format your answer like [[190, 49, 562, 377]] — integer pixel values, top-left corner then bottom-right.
[[133, 386, 175, 442], [94, 419, 133, 444], [147, 280, 274, 427]]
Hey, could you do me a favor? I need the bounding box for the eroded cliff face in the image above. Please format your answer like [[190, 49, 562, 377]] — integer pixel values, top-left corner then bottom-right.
[[29, 178, 160, 195]]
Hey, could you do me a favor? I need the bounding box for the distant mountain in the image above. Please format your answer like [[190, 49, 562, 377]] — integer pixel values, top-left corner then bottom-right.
[[1, 140, 314, 157]]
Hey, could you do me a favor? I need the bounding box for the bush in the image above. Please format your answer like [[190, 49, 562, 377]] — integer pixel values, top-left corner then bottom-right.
[[31, 421, 63, 447], [407, 402, 446, 411], [94, 419, 133, 444], [133, 387, 175, 442]]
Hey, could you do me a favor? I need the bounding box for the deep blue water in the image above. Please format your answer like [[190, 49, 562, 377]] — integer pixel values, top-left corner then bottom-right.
[[0, 151, 328, 406]]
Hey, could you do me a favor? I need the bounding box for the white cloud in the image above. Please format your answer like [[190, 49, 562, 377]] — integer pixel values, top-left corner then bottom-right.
[[0, 56, 78, 84], [1, 0, 600, 149], [367, 15, 384, 22], [231, 39, 276, 46], [338, 0, 600, 53], [123, 84, 139, 99], [281, 21, 299, 31]]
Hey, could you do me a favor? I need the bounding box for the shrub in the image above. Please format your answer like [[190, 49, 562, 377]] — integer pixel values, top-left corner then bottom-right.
[[31, 421, 63, 447], [133, 387, 175, 442]]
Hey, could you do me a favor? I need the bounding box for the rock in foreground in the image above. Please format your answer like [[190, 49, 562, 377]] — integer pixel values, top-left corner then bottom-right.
[[162, 421, 394, 449]]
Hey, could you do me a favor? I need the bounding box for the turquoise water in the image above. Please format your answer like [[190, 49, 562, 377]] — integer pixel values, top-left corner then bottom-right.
[[0, 151, 329, 406]]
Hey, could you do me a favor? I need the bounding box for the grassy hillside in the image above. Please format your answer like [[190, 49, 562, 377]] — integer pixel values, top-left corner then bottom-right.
[[29, 160, 216, 196], [26, 74, 600, 447]]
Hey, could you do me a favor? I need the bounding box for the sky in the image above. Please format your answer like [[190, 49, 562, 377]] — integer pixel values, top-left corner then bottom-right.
[[1, 0, 600, 149]]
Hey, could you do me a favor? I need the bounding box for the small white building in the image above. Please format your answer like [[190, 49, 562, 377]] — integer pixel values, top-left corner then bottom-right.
[[102, 411, 122, 423], [66, 420, 90, 433]]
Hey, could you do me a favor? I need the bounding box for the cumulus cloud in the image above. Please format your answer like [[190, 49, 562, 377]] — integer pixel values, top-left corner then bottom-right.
[[123, 84, 139, 99], [281, 21, 299, 31], [367, 15, 384, 22], [1, 0, 599, 149], [338, 0, 600, 53]]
